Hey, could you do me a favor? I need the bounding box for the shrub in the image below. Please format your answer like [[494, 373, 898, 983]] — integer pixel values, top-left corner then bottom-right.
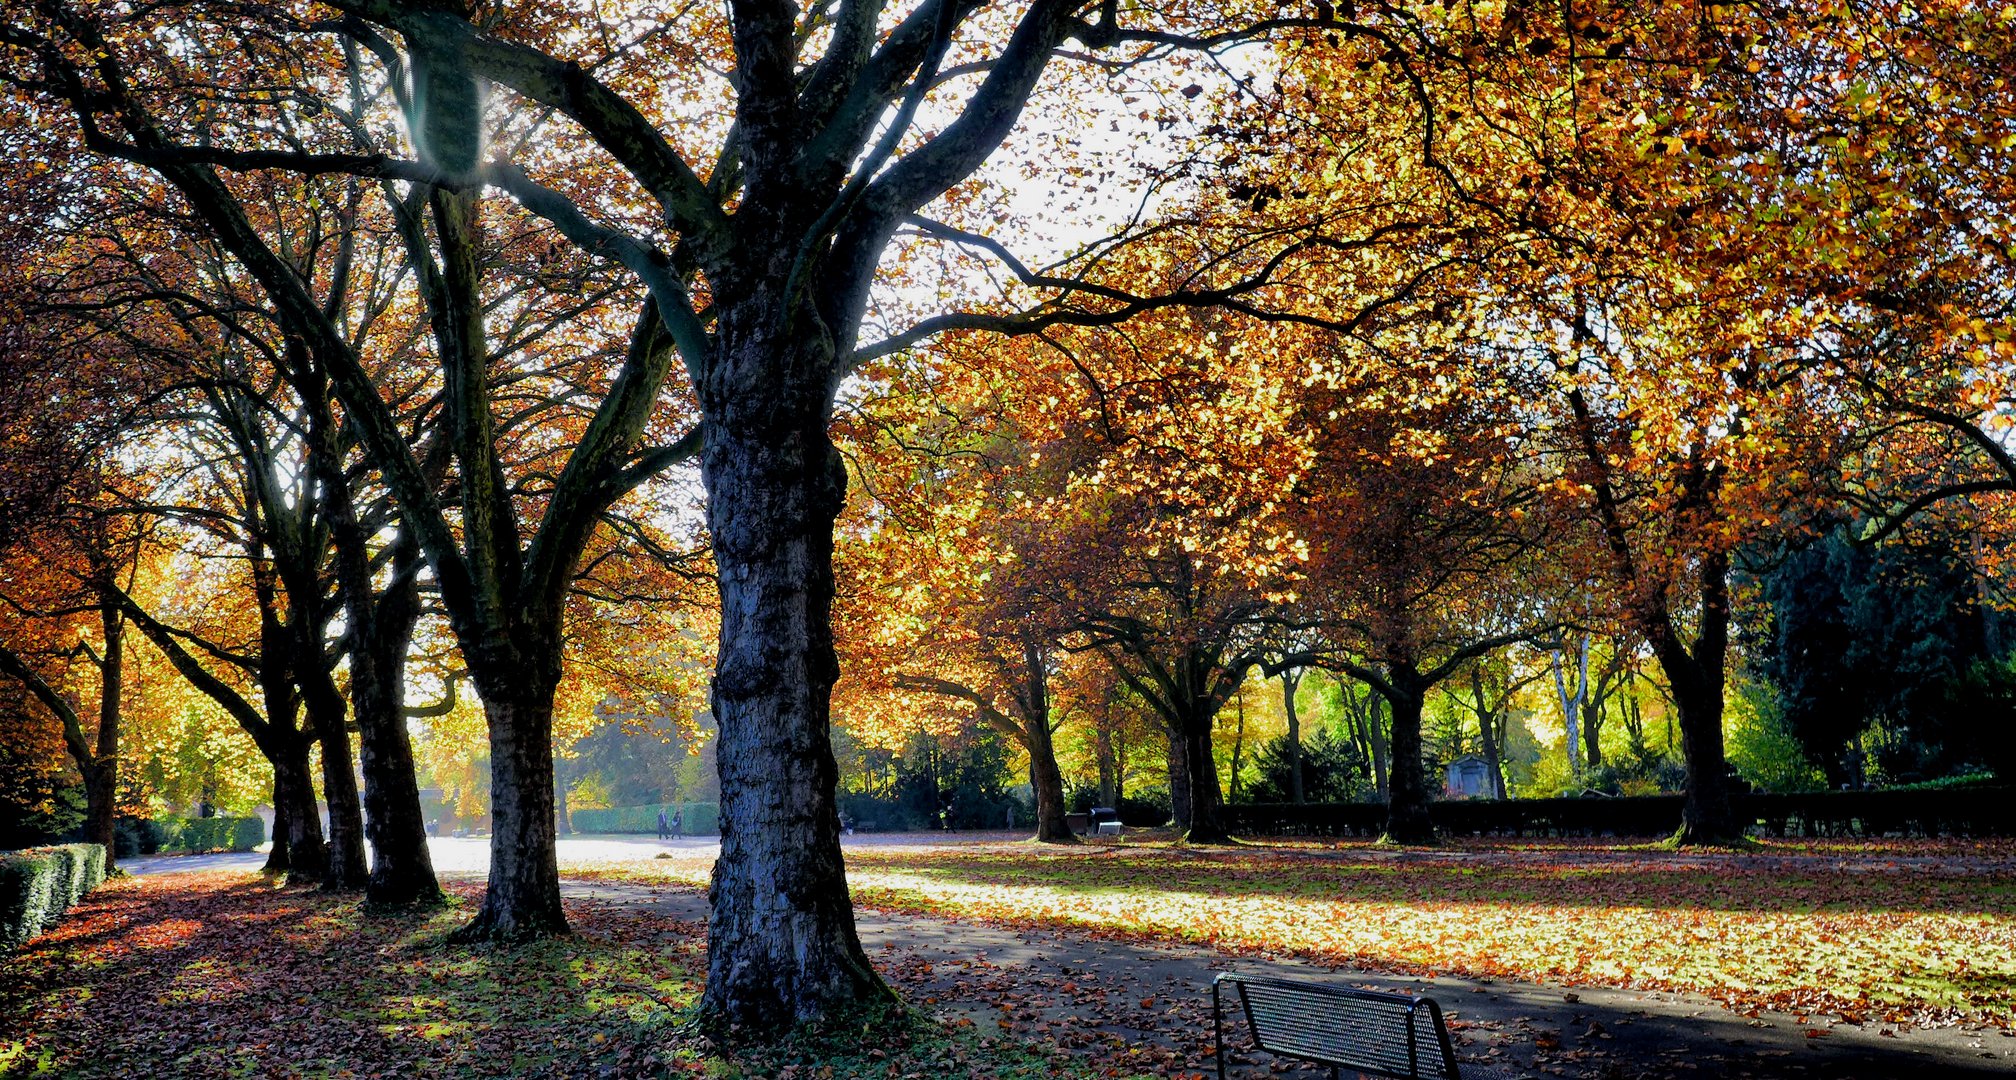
[[838, 793, 928, 832], [568, 802, 719, 835], [0, 843, 106, 948], [153, 816, 265, 854], [1114, 790, 1173, 827], [1241, 730, 1374, 804], [1220, 787, 2016, 838]]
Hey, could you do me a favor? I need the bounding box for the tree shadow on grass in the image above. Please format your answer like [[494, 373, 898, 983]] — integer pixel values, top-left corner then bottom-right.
[[0, 871, 701, 1078]]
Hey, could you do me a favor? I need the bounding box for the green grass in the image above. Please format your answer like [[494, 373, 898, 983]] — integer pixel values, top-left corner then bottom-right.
[[569, 837, 2016, 1028]]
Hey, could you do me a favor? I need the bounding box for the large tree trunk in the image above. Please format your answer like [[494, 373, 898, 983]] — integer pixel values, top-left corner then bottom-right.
[[1672, 673, 1734, 840], [349, 594, 442, 905], [265, 788, 290, 873], [1381, 668, 1435, 845], [269, 732, 327, 882], [318, 343, 442, 907], [1655, 552, 1744, 846], [1282, 669, 1305, 805], [299, 680, 369, 890], [697, 326, 888, 1028], [1027, 718, 1074, 843], [1180, 710, 1231, 844], [455, 690, 568, 939], [1012, 640, 1076, 844], [1165, 726, 1191, 828]]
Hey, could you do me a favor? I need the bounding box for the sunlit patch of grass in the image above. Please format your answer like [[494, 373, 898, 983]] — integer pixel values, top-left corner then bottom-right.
[[571, 838, 2016, 1028]]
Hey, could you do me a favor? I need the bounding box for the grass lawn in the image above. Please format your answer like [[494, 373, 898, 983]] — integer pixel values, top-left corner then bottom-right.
[[570, 835, 2016, 1029], [0, 872, 1098, 1080]]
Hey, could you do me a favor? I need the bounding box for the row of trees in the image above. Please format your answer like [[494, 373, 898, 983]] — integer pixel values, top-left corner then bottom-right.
[[1, 0, 2011, 1031]]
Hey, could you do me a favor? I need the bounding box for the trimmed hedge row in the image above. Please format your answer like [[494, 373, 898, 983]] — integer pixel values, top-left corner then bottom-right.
[[155, 816, 265, 854], [1, 843, 107, 948], [1222, 786, 2016, 838], [569, 802, 719, 835]]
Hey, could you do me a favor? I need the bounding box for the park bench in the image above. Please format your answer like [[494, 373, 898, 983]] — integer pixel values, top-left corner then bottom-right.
[[1212, 973, 1506, 1079]]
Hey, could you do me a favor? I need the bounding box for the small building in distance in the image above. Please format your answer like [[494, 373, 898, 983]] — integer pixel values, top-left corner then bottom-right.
[[1444, 755, 1493, 799]]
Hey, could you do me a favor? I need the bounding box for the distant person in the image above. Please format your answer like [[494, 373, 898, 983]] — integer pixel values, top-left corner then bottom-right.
[[656, 809, 670, 840], [670, 809, 683, 837]]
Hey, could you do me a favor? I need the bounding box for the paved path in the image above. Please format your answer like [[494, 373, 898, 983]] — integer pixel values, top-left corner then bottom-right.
[[119, 829, 1012, 877], [128, 835, 2016, 1078]]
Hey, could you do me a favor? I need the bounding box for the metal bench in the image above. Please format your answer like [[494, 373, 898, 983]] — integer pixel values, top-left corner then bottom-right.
[[1213, 973, 1502, 1079]]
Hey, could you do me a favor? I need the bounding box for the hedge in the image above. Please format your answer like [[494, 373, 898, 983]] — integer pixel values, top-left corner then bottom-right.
[[568, 802, 718, 835], [1221, 786, 2016, 839], [0, 843, 106, 948], [155, 816, 265, 854]]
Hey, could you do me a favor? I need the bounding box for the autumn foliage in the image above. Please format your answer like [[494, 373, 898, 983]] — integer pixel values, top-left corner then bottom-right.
[[0, 0, 2010, 1049]]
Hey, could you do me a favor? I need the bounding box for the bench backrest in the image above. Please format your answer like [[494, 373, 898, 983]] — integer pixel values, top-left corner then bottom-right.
[[1216, 974, 1461, 1079]]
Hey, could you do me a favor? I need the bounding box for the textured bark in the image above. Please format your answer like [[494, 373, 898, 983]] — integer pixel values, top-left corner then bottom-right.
[[1671, 674, 1735, 842], [308, 313, 442, 907], [269, 735, 327, 882], [1381, 667, 1435, 845], [299, 677, 369, 890], [349, 574, 441, 906], [337, 525, 440, 905], [456, 692, 568, 939], [1656, 552, 1743, 845], [1027, 716, 1074, 843], [1180, 712, 1231, 844], [1568, 393, 1742, 844], [1012, 641, 1075, 844], [699, 330, 888, 1026]]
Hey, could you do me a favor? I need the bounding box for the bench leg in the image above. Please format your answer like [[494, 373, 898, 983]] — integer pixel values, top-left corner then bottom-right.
[[1213, 981, 1227, 1080]]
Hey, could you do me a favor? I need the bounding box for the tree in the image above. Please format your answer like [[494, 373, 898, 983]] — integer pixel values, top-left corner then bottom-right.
[[1282, 338, 1554, 843], [838, 345, 1084, 843], [1754, 525, 2010, 785], [0, 517, 135, 866]]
